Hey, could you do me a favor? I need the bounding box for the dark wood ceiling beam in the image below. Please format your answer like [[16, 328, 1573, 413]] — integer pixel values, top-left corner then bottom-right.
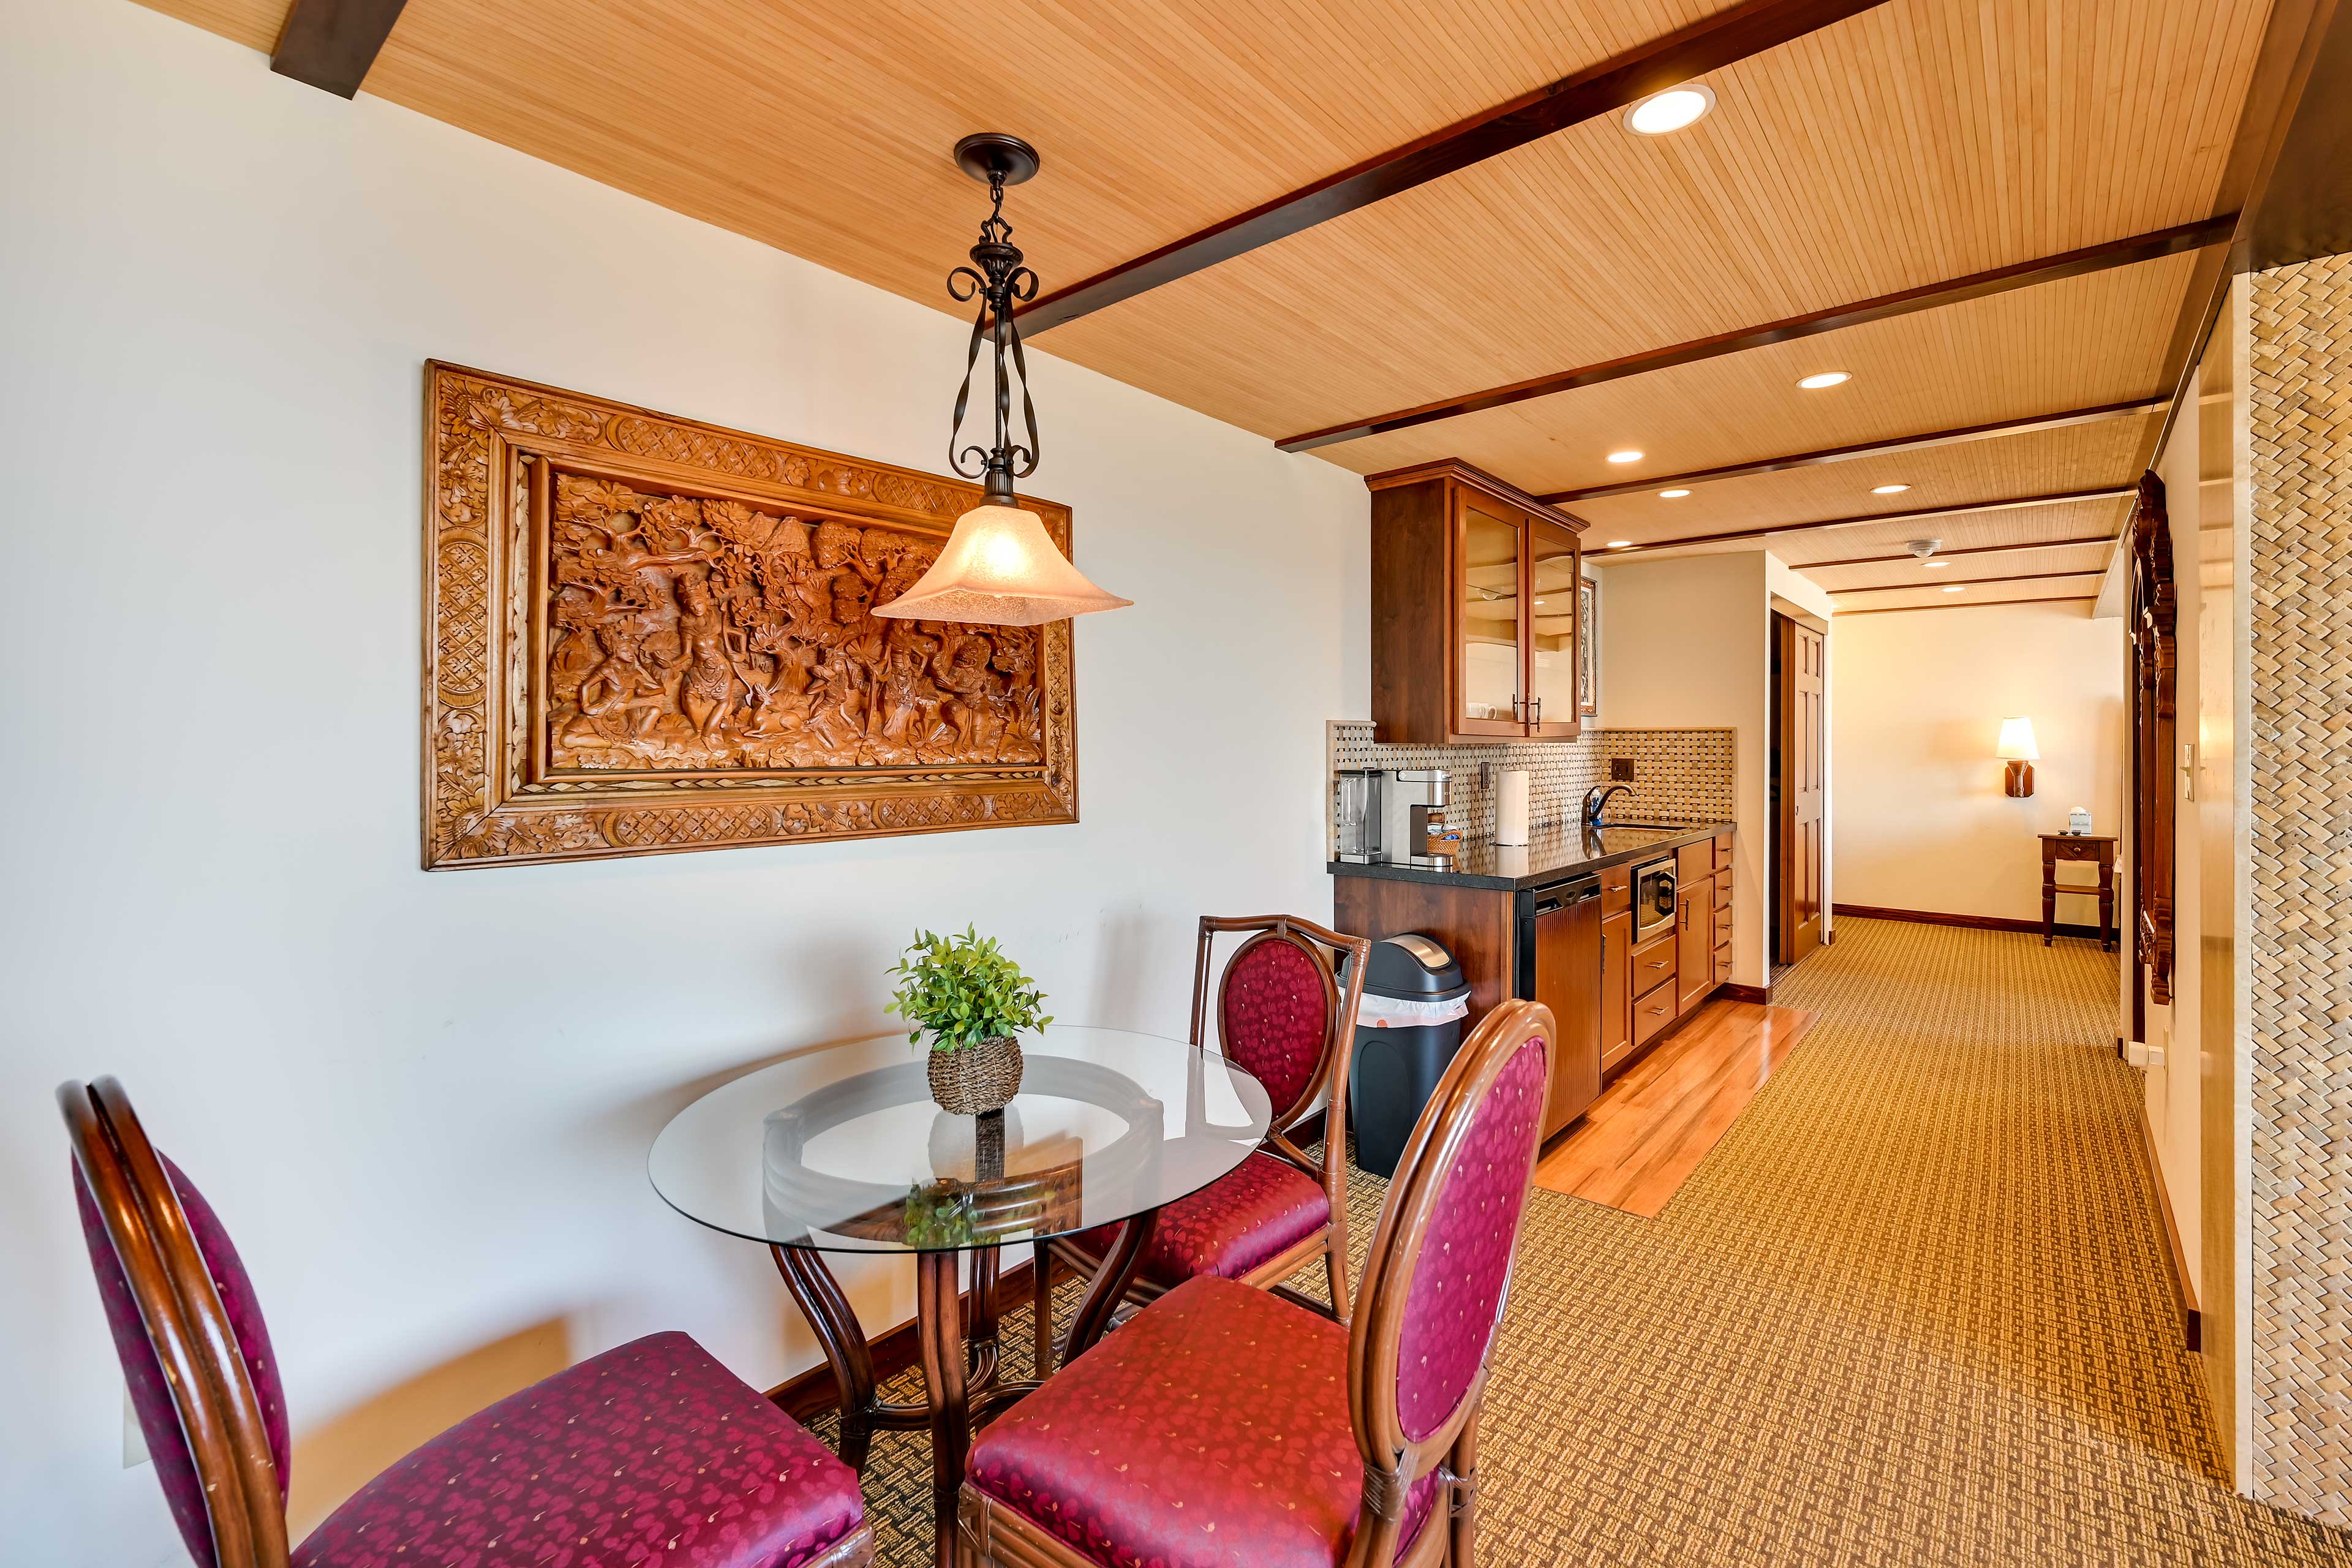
[[1276, 217, 2234, 453], [271, 0, 410, 98], [1014, 0, 1891, 334], [1541, 399, 2164, 503], [2140, 0, 2343, 467], [1601, 486, 2132, 554], [1827, 568, 2108, 595], [1795, 533, 2119, 571], [1836, 595, 2097, 616]]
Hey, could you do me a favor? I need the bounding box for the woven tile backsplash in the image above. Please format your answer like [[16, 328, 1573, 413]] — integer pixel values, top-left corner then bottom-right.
[[1328, 720, 1735, 850]]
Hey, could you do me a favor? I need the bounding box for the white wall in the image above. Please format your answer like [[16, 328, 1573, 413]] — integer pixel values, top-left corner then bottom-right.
[[1592, 552, 1771, 987], [0, 4, 1369, 1561], [1830, 603, 2125, 922]]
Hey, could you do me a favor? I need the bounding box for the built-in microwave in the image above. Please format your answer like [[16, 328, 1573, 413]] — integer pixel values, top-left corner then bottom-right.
[[1632, 857, 1678, 944]]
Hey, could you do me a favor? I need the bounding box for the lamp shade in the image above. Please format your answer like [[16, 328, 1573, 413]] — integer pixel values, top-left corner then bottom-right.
[[1996, 716, 2040, 761], [872, 502, 1132, 628]]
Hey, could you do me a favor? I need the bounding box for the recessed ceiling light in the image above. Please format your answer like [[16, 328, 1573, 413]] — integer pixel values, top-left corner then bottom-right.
[[1923, 561, 1949, 570], [1607, 450, 1644, 464], [1659, 488, 1692, 498], [1942, 584, 1964, 593], [1534, 598, 1547, 606], [1796, 372, 1851, 390], [1871, 484, 1911, 495], [1623, 83, 1717, 136], [1606, 540, 1635, 548]]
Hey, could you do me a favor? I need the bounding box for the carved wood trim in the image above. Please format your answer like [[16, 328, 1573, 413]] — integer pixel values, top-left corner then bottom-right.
[[423, 363, 1079, 869], [2127, 470, 2177, 1003]]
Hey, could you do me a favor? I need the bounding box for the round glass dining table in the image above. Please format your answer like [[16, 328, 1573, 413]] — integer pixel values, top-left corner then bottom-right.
[[649, 1024, 1273, 1567]]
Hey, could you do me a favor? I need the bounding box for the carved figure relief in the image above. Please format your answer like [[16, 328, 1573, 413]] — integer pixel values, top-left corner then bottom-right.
[[545, 476, 1044, 772], [423, 364, 1077, 869]]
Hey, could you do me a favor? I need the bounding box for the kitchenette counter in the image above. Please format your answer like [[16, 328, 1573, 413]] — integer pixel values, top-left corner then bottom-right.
[[1329, 820, 1733, 891]]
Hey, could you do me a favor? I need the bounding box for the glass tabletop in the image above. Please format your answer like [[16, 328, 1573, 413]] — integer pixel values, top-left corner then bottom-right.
[[649, 1024, 1273, 1255]]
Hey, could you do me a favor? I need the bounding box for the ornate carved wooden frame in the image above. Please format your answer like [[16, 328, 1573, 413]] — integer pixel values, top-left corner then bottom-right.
[[423, 363, 1078, 869], [2127, 470, 2177, 1003]]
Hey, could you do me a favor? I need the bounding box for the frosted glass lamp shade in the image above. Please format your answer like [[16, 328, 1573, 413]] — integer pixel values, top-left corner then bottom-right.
[[871, 503, 1131, 628], [1996, 717, 2040, 760]]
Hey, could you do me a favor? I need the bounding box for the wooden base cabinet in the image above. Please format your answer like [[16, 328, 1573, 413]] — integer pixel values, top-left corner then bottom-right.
[[1602, 829, 1740, 1082], [1599, 909, 1632, 1072], [1335, 873, 1603, 1140], [1676, 875, 1714, 1015]]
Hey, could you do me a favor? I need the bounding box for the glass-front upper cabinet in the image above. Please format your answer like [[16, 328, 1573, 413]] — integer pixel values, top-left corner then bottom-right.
[[1367, 460, 1585, 745], [1525, 516, 1582, 737], [1455, 488, 1526, 736]]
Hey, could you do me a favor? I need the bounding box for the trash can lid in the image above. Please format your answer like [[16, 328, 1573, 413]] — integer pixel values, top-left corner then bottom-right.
[[1344, 933, 1466, 997]]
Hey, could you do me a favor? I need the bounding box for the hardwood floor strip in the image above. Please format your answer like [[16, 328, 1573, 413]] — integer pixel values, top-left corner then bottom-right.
[[1534, 998, 1818, 1218]]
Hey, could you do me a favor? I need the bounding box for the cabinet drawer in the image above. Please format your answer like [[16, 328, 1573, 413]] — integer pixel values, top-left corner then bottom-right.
[[1632, 982, 1679, 1047], [1630, 929, 1676, 995], [1713, 874, 1733, 911], [1713, 942, 1732, 986], [1601, 864, 1632, 916], [2046, 839, 2105, 864], [1713, 831, 1733, 870], [1677, 841, 1713, 882]]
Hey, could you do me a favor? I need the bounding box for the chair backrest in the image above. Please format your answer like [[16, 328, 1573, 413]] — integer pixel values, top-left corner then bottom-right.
[[1344, 998, 1554, 1561], [1189, 914, 1369, 1133], [61, 1078, 292, 1568]]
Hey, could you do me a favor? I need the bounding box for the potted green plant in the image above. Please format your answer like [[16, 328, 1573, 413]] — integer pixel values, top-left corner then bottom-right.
[[886, 926, 1052, 1115]]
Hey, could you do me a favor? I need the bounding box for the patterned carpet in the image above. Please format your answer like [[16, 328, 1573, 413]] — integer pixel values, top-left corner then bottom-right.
[[818, 918, 2352, 1565]]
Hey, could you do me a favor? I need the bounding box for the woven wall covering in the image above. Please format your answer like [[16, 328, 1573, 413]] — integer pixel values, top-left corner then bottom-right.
[[2247, 251, 2352, 1527]]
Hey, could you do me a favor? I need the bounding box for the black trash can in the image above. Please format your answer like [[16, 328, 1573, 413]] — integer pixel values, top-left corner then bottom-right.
[[1343, 934, 1474, 1178]]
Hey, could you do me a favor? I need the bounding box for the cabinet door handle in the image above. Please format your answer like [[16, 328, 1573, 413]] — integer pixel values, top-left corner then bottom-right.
[[1529, 696, 1542, 726]]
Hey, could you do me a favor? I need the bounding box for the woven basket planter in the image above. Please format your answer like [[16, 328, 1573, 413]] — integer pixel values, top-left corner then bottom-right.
[[927, 1035, 1023, 1115]]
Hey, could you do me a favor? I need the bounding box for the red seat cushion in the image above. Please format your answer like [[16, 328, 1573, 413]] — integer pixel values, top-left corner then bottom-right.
[[968, 1276, 1438, 1568], [292, 1332, 863, 1568], [1071, 1152, 1330, 1287]]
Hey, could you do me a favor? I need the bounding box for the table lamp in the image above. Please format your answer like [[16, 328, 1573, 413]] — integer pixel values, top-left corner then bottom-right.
[[1997, 716, 2038, 797]]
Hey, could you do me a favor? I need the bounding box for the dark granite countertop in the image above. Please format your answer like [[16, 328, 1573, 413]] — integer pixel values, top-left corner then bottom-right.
[[1329, 820, 1733, 892]]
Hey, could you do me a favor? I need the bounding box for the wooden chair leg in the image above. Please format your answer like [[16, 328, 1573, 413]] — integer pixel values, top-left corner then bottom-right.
[[1325, 1225, 1351, 1326], [1447, 1403, 1482, 1568], [1030, 1238, 1055, 1374]]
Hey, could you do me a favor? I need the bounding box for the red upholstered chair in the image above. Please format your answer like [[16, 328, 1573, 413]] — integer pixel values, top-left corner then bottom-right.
[[965, 997, 1555, 1568], [59, 1077, 875, 1568], [1035, 914, 1370, 1357]]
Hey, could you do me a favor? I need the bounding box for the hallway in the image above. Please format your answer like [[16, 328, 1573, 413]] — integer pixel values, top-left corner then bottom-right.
[[1469, 916, 2339, 1564]]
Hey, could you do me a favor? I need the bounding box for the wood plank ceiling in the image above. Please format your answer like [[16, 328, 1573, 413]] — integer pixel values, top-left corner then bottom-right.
[[142, 0, 2275, 614]]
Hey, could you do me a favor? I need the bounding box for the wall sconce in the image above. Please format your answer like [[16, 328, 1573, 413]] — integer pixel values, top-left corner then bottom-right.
[[1997, 715, 2039, 797]]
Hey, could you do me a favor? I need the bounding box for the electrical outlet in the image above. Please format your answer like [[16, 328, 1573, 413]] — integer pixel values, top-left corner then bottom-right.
[[124, 1384, 149, 1468], [1610, 758, 1635, 782]]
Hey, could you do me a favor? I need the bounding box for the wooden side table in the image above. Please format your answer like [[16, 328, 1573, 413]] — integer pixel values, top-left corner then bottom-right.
[[2038, 833, 2117, 949]]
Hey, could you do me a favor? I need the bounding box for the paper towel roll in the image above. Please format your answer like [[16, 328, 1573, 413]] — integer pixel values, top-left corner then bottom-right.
[[1495, 769, 1531, 845]]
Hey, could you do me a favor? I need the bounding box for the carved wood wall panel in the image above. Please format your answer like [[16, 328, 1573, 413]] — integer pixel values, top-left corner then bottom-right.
[[423, 363, 1078, 869], [2127, 469, 2176, 1001]]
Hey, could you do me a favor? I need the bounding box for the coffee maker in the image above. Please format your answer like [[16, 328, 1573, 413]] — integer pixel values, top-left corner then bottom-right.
[[1335, 768, 1453, 864]]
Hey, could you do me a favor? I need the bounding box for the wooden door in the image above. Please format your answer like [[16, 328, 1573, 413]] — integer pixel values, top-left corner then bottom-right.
[[1775, 615, 1825, 963], [1524, 516, 1581, 737], [1599, 908, 1632, 1071], [1676, 874, 1714, 1014], [1452, 486, 1525, 736]]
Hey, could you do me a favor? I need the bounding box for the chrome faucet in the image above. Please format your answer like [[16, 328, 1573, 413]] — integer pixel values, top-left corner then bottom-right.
[[1583, 783, 1634, 826]]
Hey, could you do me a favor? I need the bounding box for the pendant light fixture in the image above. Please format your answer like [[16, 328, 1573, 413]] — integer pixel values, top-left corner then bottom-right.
[[873, 134, 1131, 628]]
